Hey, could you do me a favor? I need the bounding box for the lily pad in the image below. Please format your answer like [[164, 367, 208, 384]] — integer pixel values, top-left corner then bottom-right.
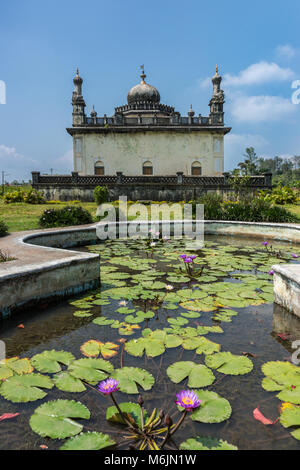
[[110, 367, 155, 394], [189, 390, 232, 424], [280, 405, 300, 440], [31, 350, 75, 374], [60, 432, 115, 450], [68, 358, 114, 385], [205, 352, 253, 375], [80, 340, 119, 359], [180, 436, 238, 450], [30, 399, 90, 439], [167, 361, 215, 388], [0, 373, 53, 403], [53, 372, 87, 393]]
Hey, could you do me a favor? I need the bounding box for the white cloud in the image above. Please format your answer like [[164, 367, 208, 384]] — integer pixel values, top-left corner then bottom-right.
[[276, 44, 297, 59], [0, 145, 39, 181], [224, 133, 269, 170], [223, 61, 294, 87], [230, 94, 295, 123]]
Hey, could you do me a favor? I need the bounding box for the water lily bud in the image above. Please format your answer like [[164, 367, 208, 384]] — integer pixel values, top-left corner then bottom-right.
[[165, 413, 173, 428], [138, 395, 144, 407], [159, 409, 165, 419]]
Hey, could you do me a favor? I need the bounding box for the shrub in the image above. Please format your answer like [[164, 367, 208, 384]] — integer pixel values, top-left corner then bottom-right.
[[94, 186, 109, 205], [192, 195, 298, 223], [0, 220, 8, 237], [193, 193, 223, 220], [23, 189, 46, 204], [3, 188, 24, 203], [39, 206, 93, 228], [4, 188, 45, 204], [258, 185, 297, 205]]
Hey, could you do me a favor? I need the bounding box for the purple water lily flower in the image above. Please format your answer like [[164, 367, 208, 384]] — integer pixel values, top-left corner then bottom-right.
[[98, 378, 119, 395], [268, 269, 275, 276], [262, 241, 269, 246], [189, 255, 197, 260], [179, 254, 187, 259], [184, 257, 192, 263], [175, 390, 201, 411], [292, 253, 299, 259]]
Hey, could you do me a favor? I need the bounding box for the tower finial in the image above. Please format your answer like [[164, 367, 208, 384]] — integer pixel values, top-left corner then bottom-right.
[[140, 64, 146, 83], [216, 64, 219, 75], [76, 68, 79, 77]]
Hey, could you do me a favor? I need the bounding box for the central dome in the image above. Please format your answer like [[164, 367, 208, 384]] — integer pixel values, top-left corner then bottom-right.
[[127, 70, 160, 105]]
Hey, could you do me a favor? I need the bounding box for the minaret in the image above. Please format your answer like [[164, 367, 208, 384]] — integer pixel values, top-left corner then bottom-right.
[[209, 65, 225, 125], [72, 68, 86, 126]]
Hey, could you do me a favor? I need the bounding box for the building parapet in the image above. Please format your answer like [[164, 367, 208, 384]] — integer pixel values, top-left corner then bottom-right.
[[32, 171, 272, 188]]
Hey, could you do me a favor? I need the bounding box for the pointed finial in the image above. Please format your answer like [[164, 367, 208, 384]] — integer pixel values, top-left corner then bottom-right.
[[140, 64, 146, 83], [76, 68, 79, 77], [216, 64, 219, 75], [90, 104, 97, 117]]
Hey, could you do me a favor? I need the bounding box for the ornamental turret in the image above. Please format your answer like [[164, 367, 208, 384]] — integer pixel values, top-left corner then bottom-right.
[[209, 65, 225, 125], [72, 69, 86, 126]]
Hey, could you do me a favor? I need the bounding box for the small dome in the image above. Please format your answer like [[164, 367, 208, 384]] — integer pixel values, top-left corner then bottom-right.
[[73, 68, 83, 85], [188, 104, 195, 117], [127, 69, 160, 104]]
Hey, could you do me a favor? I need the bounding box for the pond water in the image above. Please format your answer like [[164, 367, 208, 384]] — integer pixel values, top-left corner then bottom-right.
[[0, 235, 300, 450]]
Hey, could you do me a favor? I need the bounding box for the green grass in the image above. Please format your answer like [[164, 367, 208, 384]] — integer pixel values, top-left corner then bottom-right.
[[285, 203, 300, 219], [0, 200, 99, 232], [0, 199, 299, 233]]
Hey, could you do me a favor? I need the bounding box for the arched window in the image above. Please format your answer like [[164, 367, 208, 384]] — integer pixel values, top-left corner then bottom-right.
[[143, 161, 153, 175], [94, 160, 104, 175], [191, 161, 202, 176]]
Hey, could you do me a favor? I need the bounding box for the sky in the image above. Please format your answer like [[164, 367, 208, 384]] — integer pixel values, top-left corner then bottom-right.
[[0, 0, 300, 181]]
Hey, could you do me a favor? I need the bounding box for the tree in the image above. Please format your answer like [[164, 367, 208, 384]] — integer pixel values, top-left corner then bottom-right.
[[235, 147, 258, 175]]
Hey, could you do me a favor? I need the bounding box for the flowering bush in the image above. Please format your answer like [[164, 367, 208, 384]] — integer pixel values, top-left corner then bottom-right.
[[39, 205, 93, 228], [4, 188, 45, 204]]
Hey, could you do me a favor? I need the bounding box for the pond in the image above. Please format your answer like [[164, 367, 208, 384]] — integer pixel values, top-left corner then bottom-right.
[[0, 234, 300, 450]]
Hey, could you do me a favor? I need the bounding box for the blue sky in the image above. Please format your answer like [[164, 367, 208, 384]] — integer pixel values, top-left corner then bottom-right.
[[0, 0, 300, 181]]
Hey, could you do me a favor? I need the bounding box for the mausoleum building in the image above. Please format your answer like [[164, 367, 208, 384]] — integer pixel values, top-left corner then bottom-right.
[[67, 66, 231, 177]]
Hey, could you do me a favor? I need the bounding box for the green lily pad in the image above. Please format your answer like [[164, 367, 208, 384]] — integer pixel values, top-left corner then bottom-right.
[[189, 390, 232, 423], [182, 336, 221, 355], [68, 358, 114, 385], [30, 399, 90, 439], [60, 432, 115, 450], [53, 372, 86, 393], [167, 361, 215, 388], [280, 406, 300, 440], [110, 367, 155, 394], [180, 436, 238, 450], [31, 350, 75, 374], [0, 373, 53, 403], [205, 352, 253, 375]]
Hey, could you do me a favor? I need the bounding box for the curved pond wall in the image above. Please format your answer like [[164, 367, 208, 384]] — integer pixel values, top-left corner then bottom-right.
[[0, 220, 299, 318]]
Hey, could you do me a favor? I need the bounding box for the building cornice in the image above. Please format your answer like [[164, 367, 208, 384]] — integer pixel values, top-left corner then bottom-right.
[[66, 126, 232, 136]]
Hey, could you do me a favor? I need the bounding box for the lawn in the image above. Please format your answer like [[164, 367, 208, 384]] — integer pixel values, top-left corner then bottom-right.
[[0, 199, 299, 233], [0, 200, 99, 232], [285, 203, 300, 219]]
